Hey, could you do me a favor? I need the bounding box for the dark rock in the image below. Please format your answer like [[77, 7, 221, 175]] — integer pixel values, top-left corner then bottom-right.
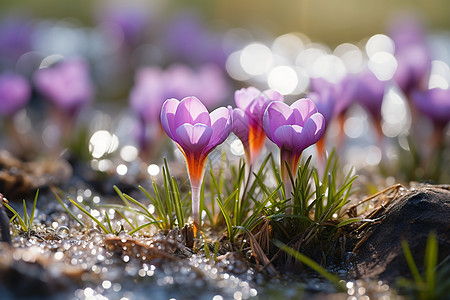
[[352, 186, 450, 281]]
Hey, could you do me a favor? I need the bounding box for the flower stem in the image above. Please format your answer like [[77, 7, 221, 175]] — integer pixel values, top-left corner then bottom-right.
[[184, 152, 208, 228], [280, 149, 301, 214], [190, 177, 203, 227]]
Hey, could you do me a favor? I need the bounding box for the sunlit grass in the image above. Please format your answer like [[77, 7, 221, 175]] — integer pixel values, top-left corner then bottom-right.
[[4, 190, 39, 235], [111, 158, 188, 233], [397, 232, 450, 300]]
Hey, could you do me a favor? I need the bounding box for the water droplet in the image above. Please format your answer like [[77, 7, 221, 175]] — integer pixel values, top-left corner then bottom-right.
[[56, 226, 70, 239]]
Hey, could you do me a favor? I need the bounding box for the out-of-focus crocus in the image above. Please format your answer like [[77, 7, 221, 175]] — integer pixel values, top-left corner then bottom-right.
[[310, 76, 356, 150], [34, 59, 93, 151], [353, 68, 387, 144], [34, 59, 93, 117], [0, 16, 33, 63], [164, 12, 229, 67], [96, 1, 150, 47], [390, 16, 432, 97], [165, 63, 229, 110], [263, 98, 325, 204], [411, 88, 450, 148], [307, 90, 335, 162], [229, 87, 283, 168], [0, 72, 32, 154], [161, 96, 231, 226], [129, 67, 166, 160], [0, 72, 31, 117]]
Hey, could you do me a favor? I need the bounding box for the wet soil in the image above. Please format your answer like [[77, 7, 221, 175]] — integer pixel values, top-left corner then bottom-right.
[[0, 152, 449, 299]]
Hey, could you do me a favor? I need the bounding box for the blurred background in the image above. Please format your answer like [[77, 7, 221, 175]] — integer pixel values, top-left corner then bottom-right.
[[0, 0, 449, 185], [1, 0, 450, 45]]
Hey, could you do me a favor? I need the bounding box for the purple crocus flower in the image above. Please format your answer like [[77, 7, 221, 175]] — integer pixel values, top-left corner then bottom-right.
[[229, 87, 284, 167], [263, 98, 325, 200], [0, 16, 34, 63], [411, 88, 450, 130], [307, 90, 335, 158], [164, 12, 229, 67], [129, 67, 166, 159], [411, 87, 450, 164], [0, 72, 31, 117], [353, 68, 387, 141], [34, 59, 93, 117], [161, 96, 231, 225], [164, 63, 229, 110], [310, 76, 355, 117], [309, 75, 357, 154], [195, 64, 230, 109], [390, 16, 431, 97], [97, 2, 150, 47]]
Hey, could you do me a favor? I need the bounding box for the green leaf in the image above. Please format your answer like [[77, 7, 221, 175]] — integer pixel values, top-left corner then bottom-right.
[[52, 188, 85, 227], [401, 239, 424, 286], [69, 198, 110, 234], [274, 240, 344, 290], [425, 231, 438, 295], [128, 220, 162, 235]]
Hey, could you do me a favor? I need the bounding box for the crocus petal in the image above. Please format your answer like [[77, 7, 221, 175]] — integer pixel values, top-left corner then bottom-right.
[[308, 91, 335, 125], [262, 89, 284, 102], [205, 107, 231, 153], [291, 98, 318, 126], [175, 123, 213, 153], [263, 101, 294, 142], [234, 87, 261, 111], [230, 107, 249, 144], [273, 125, 304, 152], [301, 113, 326, 148], [412, 88, 450, 126], [160, 98, 180, 140], [174, 96, 211, 128]]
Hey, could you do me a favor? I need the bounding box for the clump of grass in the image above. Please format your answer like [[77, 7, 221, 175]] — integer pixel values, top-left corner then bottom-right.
[[55, 189, 163, 236], [212, 153, 283, 244], [111, 158, 188, 233], [4, 189, 39, 236], [274, 240, 346, 291], [397, 232, 450, 300], [256, 150, 357, 266]]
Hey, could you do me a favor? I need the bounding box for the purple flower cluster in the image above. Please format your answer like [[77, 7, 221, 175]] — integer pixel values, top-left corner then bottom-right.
[[160, 89, 326, 222]]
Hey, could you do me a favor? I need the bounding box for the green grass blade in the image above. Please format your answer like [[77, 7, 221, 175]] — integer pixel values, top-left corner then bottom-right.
[[69, 198, 110, 234], [122, 193, 154, 220], [52, 188, 85, 227], [113, 185, 130, 207], [171, 177, 185, 227], [425, 232, 438, 295], [336, 218, 363, 228], [216, 194, 234, 243], [30, 189, 39, 227], [274, 240, 344, 290], [150, 183, 169, 229], [3, 202, 27, 231], [114, 209, 136, 230], [22, 200, 29, 230], [105, 211, 114, 234], [128, 220, 162, 235], [401, 239, 424, 286]]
